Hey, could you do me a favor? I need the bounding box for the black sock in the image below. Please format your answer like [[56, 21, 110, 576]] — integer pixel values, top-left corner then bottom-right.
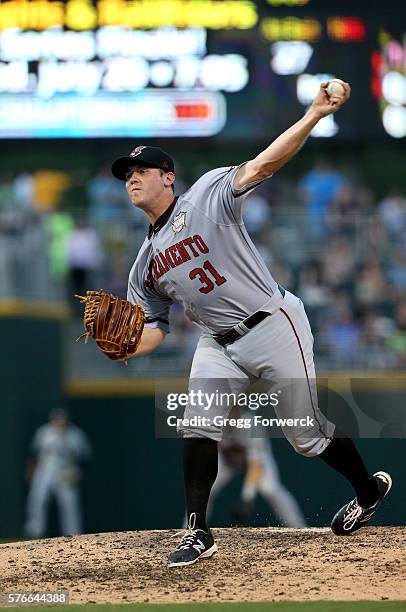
[[183, 438, 218, 532], [319, 434, 379, 508]]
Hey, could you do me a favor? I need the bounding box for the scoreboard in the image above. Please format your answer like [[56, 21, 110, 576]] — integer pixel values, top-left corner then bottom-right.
[[0, 0, 404, 140]]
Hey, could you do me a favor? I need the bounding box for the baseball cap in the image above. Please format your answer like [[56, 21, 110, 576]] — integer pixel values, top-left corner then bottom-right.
[[49, 407, 69, 420], [111, 145, 175, 181]]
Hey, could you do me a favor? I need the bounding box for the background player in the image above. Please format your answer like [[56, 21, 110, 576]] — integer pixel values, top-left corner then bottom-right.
[[25, 408, 91, 538], [111, 81, 392, 567], [209, 437, 306, 527]]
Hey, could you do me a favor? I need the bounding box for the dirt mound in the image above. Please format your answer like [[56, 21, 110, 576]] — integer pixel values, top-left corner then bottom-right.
[[0, 527, 405, 604]]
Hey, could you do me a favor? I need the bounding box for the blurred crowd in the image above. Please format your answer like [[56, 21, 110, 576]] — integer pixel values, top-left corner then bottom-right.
[[1, 159, 406, 371]]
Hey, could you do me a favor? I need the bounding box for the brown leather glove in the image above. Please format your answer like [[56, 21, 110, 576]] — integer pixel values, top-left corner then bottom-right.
[[75, 290, 144, 365]]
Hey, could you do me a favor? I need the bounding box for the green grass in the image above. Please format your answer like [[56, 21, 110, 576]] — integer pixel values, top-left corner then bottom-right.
[[0, 602, 404, 612]]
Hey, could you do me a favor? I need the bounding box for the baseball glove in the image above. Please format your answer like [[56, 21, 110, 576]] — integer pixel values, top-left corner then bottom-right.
[[75, 290, 145, 365]]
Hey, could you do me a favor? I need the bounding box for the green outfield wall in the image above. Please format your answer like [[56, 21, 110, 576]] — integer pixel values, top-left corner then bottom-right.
[[0, 314, 405, 538], [0, 312, 64, 538], [65, 397, 406, 535]]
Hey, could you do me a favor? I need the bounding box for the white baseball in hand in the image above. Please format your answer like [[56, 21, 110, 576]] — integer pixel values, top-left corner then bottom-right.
[[326, 79, 346, 97]]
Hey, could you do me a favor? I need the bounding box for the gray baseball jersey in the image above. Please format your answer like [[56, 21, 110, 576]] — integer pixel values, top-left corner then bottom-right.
[[32, 424, 91, 473], [127, 165, 278, 334]]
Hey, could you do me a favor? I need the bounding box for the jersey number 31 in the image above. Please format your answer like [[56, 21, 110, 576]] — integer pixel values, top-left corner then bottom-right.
[[189, 260, 227, 294]]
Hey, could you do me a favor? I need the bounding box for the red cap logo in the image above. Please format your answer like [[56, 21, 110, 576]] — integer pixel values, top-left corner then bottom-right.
[[130, 146, 147, 158]]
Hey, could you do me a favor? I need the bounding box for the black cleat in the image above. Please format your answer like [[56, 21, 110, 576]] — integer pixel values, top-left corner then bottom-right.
[[331, 471, 392, 536], [168, 513, 218, 567]]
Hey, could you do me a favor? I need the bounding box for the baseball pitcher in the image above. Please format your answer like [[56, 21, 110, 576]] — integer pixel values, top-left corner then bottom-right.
[[78, 82, 392, 567]]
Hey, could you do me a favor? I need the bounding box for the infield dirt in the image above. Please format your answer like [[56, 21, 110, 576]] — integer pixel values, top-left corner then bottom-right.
[[0, 527, 405, 604]]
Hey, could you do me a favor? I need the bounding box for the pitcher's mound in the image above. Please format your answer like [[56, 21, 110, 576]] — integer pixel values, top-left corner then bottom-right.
[[1, 527, 405, 604]]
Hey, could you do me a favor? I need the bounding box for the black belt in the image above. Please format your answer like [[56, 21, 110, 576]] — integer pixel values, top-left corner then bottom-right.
[[213, 285, 286, 347]]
